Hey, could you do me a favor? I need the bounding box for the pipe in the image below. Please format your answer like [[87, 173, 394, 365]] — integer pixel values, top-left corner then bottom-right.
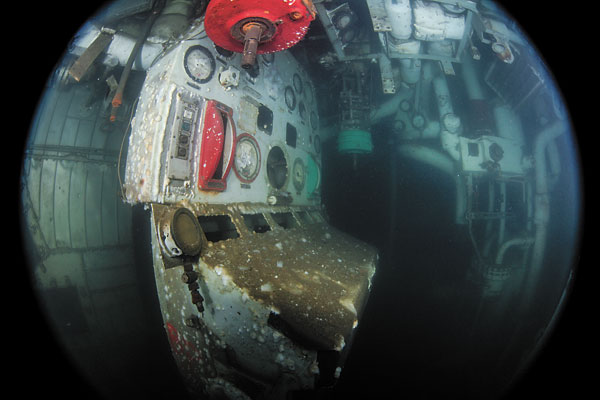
[[397, 144, 466, 224], [461, 53, 485, 101], [495, 237, 535, 265], [384, 0, 412, 40], [522, 120, 567, 308], [370, 86, 413, 124], [72, 25, 163, 71]]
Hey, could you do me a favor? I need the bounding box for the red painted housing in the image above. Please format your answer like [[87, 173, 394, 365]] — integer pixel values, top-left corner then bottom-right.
[[204, 0, 315, 54], [197, 100, 236, 191]]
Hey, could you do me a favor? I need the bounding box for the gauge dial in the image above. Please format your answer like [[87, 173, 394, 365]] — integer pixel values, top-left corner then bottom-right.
[[292, 158, 305, 191], [284, 86, 296, 111], [310, 111, 318, 131], [234, 134, 261, 183], [293, 73, 303, 95], [299, 101, 306, 120], [184, 45, 216, 84]]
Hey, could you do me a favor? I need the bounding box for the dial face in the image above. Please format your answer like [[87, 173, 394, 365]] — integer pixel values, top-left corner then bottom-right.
[[184, 45, 215, 84], [293, 73, 303, 95], [310, 111, 318, 130], [292, 158, 305, 191], [284, 86, 296, 111], [234, 134, 261, 183]]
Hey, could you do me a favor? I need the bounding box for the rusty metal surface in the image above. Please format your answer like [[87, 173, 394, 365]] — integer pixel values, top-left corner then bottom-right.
[[201, 221, 376, 351]]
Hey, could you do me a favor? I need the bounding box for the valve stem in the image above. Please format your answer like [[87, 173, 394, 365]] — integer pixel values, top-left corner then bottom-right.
[[241, 23, 265, 69]]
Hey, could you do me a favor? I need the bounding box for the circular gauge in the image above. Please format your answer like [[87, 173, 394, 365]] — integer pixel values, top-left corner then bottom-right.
[[314, 135, 321, 154], [293, 73, 303, 95], [284, 86, 296, 111], [184, 45, 216, 84], [299, 101, 306, 120], [310, 111, 318, 131], [292, 158, 305, 192], [234, 134, 261, 183], [171, 208, 202, 257]]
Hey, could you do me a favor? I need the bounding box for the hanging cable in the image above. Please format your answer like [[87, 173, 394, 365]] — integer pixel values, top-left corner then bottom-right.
[[110, 0, 164, 123]]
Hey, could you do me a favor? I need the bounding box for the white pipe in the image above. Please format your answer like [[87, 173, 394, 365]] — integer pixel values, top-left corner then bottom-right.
[[413, 0, 465, 41], [461, 54, 486, 101], [72, 24, 163, 70], [433, 75, 454, 117], [523, 121, 567, 307], [398, 144, 466, 224], [384, 0, 412, 40], [495, 237, 535, 265], [370, 87, 414, 124]]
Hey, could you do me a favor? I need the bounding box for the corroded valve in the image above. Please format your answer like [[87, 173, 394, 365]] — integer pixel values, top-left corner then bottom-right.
[[205, 0, 316, 69], [241, 22, 266, 69]]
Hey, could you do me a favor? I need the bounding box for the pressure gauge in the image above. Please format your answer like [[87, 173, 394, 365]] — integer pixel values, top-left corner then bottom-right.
[[234, 134, 261, 183], [184, 45, 216, 84], [293, 73, 303, 95], [299, 101, 306, 120], [310, 111, 318, 131], [284, 86, 296, 111], [292, 158, 305, 191]]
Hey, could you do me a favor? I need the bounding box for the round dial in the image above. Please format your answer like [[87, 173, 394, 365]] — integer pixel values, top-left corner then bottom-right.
[[310, 111, 318, 131], [184, 45, 216, 83], [234, 134, 261, 183], [293, 73, 303, 95], [284, 86, 296, 111], [292, 158, 305, 191]]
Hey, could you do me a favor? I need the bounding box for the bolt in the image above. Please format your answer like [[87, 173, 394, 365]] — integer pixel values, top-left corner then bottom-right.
[[182, 270, 198, 284], [289, 11, 303, 21]]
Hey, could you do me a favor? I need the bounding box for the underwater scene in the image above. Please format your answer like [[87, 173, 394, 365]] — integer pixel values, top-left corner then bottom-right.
[[19, 1, 584, 399]]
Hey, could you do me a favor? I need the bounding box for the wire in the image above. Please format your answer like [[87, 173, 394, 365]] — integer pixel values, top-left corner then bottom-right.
[[117, 97, 139, 201]]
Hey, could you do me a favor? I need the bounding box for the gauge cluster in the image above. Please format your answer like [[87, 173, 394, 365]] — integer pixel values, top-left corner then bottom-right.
[[125, 23, 320, 206]]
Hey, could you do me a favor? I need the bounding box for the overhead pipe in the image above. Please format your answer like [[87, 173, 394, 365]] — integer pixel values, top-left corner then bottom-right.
[[495, 237, 535, 265]]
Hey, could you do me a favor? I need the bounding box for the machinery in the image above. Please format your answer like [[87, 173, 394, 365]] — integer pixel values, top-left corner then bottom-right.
[[20, 0, 580, 399]]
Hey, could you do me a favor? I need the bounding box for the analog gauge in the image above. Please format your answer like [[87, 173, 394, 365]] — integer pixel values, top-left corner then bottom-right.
[[292, 158, 305, 192], [299, 101, 307, 121], [284, 86, 296, 111], [293, 73, 303, 95], [184, 45, 216, 84], [234, 134, 261, 183], [310, 111, 318, 131], [314, 134, 321, 154]]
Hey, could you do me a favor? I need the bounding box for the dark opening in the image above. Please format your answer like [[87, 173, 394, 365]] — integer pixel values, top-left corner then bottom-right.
[[242, 213, 271, 233], [286, 123, 297, 148], [257, 105, 273, 135], [197, 215, 239, 242], [295, 211, 313, 225], [468, 142, 479, 157], [271, 212, 299, 229], [266, 146, 288, 189]]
